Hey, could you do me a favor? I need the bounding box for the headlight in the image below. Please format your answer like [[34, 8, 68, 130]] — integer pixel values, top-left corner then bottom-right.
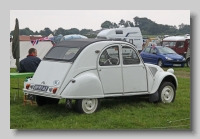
[[182, 58, 186, 61], [165, 57, 173, 60]]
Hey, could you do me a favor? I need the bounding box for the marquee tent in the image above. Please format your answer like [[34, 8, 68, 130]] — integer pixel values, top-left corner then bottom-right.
[[10, 41, 53, 68]]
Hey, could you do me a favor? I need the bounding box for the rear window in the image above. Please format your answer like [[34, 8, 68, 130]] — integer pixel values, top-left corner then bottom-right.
[[44, 47, 79, 60]]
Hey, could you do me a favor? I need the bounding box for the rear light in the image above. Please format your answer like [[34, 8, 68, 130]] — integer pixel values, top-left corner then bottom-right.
[[52, 88, 57, 94], [26, 84, 30, 89]]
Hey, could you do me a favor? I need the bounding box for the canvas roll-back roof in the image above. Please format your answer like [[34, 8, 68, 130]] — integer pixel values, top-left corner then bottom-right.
[[55, 38, 107, 48], [43, 38, 107, 62]]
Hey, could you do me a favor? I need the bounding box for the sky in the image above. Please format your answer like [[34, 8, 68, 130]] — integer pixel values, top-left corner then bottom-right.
[[10, 10, 190, 32]]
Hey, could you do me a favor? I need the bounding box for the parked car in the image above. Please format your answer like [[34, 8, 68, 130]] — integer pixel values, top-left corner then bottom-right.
[[23, 39, 178, 114], [140, 46, 186, 67], [161, 35, 190, 58]]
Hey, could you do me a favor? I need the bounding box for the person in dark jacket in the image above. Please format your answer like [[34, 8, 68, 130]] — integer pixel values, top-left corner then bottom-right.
[[19, 48, 41, 72]]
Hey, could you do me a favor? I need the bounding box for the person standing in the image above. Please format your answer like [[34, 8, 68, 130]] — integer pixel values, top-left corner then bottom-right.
[[19, 48, 41, 73]]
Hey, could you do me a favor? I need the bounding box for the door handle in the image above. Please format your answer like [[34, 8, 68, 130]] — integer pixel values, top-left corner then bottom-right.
[[98, 69, 101, 71]]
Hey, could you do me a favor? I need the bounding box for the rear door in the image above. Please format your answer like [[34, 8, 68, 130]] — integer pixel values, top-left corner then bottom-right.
[[121, 44, 148, 93]]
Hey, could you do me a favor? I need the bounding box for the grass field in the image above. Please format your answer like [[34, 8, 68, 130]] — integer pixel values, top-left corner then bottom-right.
[[10, 67, 190, 130]]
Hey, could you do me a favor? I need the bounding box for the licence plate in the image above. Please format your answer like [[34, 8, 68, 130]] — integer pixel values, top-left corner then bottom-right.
[[33, 85, 49, 91], [173, 64, 181, 66]]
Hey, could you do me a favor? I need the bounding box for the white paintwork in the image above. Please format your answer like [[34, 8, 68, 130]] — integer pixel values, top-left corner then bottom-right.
[[61, 70, 104, 98], [98, 66, 123, 94], [167, 68, 174, 74], [122, 64, 147, 93], [23, 40, 178, 100], [31, 61, 71, 88], [97, 27, 143, 51], [163, 36, 190, 41], [149, 69, 178, 94]]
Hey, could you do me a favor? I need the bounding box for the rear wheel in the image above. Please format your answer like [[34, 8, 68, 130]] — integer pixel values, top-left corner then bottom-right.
[[36, 96, 47, 106], [46, 98, 60, 105], [158, 59, 163, 67], [75, 98, 100, 114], [158, 82, 176, 103]]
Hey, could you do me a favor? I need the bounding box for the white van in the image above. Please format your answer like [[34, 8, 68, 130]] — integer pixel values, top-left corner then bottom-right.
[[96, 27, 143, 52], [23, 39, 178, 114]]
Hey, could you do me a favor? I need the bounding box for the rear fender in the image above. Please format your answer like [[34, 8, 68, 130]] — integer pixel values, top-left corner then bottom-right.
[[60, 70, 104, 99]]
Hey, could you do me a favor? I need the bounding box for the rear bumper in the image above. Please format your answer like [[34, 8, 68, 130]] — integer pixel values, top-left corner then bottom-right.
[[23, 89, 62, 99]]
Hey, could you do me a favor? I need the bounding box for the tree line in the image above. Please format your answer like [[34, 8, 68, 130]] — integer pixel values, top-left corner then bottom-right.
[[10, 16, 190, 37]]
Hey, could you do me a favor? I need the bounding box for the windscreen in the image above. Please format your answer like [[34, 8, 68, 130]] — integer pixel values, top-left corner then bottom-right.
[[157, 47, 176, 54], [44, 47, 80, 61]]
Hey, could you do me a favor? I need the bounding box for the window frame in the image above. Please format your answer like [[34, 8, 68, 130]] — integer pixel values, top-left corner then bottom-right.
[[99, 45, 120, 66], [122, 45, 140, 65]]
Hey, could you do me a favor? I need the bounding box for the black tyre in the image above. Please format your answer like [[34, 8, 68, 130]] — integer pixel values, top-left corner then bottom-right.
[[158, 82, 176, 103], [46, 98, 60, 105], [186, 58, 190, 67], [36, 96, 47, 106], [158, 59, 163, 67], [75, 98, 100, 114]]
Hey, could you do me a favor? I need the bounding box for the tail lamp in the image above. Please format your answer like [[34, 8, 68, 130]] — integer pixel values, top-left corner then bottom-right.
[[26, 84, 30, 89], [52, 88, 57, 94]]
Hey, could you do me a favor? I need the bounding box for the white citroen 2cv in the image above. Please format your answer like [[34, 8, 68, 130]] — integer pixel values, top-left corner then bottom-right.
[[23, 39, 178, 114]]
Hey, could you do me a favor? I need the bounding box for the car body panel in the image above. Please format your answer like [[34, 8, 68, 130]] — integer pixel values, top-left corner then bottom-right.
[[23, 39, 178, 99]]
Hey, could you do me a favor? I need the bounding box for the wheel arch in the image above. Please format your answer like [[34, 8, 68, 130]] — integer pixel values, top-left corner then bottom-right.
[[160, 75, 177, 90], [150, 73, 178, 94]]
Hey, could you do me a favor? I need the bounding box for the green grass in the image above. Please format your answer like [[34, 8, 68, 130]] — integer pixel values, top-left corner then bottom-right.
[[10, 67, 190, 130]]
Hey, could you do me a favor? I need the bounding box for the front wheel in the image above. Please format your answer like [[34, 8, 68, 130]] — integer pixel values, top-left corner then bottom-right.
[[75, 98, 100, 114], [158, 82, 176, 103], [186, 58, 190, 67], [158, 59, 163, 67]]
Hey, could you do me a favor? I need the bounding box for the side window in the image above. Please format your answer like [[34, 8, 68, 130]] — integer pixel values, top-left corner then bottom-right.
[[177, 42, 184, 48], [169, 42, 176, 47], [99, 46, 120, 66], [150, 47, 157, 54], [122, 46, 140, 65], [144, 47, 151, 53]]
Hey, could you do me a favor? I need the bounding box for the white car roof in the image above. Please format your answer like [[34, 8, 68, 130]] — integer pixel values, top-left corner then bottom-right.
[[163, 36, 190, 41]]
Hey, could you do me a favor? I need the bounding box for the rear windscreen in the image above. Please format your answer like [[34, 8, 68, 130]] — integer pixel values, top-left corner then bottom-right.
[[44, 47, 79, 60]]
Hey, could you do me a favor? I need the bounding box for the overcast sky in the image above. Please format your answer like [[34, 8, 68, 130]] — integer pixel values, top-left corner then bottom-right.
[[10, 10, 190, 32]]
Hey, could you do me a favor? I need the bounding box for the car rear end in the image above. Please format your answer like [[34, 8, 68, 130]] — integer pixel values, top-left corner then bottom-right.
[[23, 43, 81, 99]]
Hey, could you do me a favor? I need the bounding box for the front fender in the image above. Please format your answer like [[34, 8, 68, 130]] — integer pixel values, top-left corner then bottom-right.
[[150, 71, 178, 94], [60, 70, 104, 99]]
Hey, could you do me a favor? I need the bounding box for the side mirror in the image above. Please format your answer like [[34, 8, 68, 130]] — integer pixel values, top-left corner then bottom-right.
[[153, 52, 157, 55]]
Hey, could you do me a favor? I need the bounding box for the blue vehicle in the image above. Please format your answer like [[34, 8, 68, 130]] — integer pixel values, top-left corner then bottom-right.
[[140, 46, 186, 67]]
